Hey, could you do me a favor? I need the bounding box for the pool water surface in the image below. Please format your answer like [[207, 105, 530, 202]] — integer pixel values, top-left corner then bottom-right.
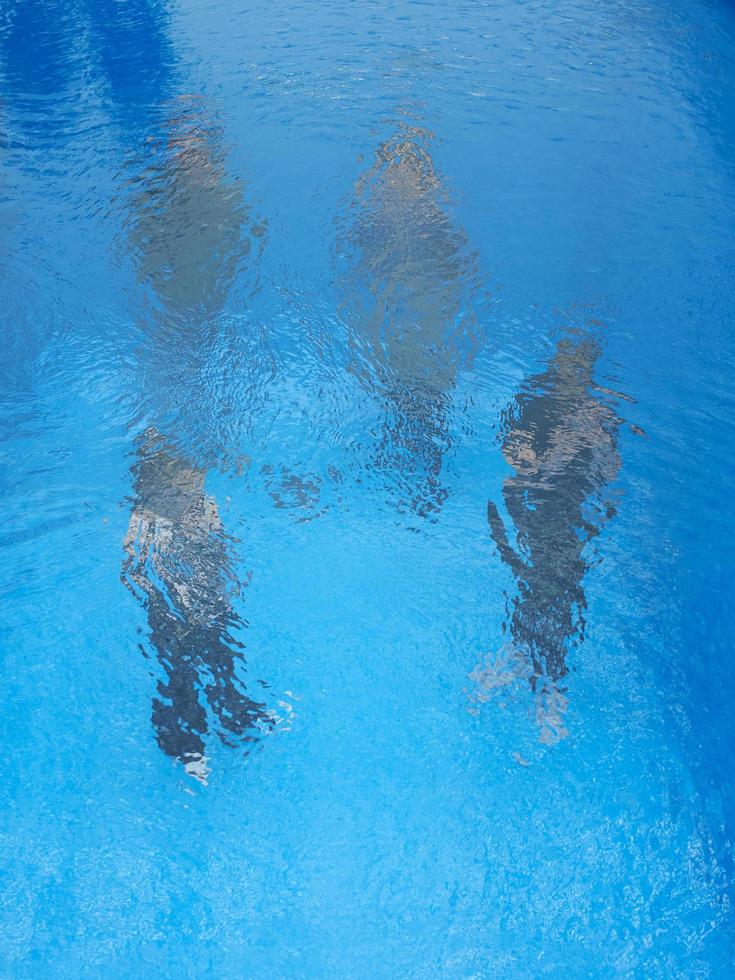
[[1, 0, 734, 974]]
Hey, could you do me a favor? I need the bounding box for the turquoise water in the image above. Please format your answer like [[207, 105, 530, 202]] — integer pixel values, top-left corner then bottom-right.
[[1, 0, 734, 974]]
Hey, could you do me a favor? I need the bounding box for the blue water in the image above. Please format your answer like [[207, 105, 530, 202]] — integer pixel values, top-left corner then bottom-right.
[[2, 0, 735, 974]]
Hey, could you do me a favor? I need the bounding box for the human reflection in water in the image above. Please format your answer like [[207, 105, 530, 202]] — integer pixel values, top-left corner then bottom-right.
[[128, 96, 265, 325], [340, 122, 479, 517], [121, 99, 270, 782], [123, 430, 269, 779], [473, 332, 623, 743]]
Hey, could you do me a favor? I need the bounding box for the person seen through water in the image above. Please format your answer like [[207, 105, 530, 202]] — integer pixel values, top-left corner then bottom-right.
[[473, 328, 624, 743], [339, 119, 480, 517], [123, 429, 270, 779]]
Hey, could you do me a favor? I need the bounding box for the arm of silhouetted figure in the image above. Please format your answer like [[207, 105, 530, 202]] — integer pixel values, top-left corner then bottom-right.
[[487, 500, 528, 580]]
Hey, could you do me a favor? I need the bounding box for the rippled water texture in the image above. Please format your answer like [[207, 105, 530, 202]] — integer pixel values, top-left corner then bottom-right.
[[1, 0, 734, 974]]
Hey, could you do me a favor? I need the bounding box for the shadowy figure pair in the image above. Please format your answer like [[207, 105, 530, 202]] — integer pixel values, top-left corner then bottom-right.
[[121, 115, 481, 780], [343, 127, 627, 741], [119, 100, 270, 783]]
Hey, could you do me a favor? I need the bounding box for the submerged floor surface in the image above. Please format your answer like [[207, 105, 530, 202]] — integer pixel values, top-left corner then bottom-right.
[[1, 0, 734, 974]]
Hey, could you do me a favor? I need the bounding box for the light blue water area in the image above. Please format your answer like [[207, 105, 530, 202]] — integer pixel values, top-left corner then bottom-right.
[[1, 0, 734, 974]]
